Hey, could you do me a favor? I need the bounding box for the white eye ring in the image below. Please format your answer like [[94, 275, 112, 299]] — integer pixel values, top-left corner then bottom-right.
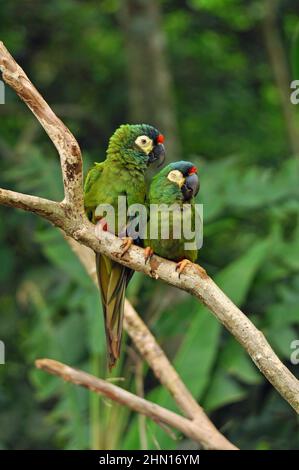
[[135, 135, 151, 147], [167, 170, 185, 187], [135, 135, 153, 155]]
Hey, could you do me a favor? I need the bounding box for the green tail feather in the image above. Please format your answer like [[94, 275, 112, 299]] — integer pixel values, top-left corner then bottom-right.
[[96, 253, 133, 370]]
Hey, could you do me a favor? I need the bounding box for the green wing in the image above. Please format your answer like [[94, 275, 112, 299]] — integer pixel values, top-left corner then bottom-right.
[[84, 162, 105, 222]]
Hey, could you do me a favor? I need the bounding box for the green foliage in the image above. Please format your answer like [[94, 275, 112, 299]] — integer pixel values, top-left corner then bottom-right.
[[0, 0, 299, 451]]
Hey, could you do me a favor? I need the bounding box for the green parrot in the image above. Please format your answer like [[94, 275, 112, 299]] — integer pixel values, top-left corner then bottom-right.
[[144, 161, 200, 275], [84, 124, 165, 369]]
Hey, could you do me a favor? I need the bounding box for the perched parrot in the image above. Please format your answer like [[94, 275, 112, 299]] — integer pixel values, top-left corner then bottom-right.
[[84, 124, 165, 369], [144, 161, 200, 275]]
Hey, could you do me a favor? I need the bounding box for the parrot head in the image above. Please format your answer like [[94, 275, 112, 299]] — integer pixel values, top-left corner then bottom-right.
[[107, 124, 165, 168], [149, 161, 200, 203]]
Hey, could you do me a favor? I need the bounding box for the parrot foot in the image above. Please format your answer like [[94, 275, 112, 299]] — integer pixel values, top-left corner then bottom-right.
[[120, 237, 134, 257], [175, 259, 205, 279], [144, 246, 154, 264]]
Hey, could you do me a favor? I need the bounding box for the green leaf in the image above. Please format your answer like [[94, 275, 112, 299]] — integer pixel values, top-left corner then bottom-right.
[[217, 238, 271, 304], [35, 228, 92, 288], [172, 307, 220, 399], [85, 290, 106, 355], [266, 326, 298, 359], [174, 238, 271, 398], [219, 337, 262, 385], [54, 313, 87, 364], [266, 303, 299, 328], [203, 372, 246, 411]]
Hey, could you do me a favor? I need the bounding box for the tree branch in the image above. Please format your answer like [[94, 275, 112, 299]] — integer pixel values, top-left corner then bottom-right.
[[0, 188, 63, 224], [35, 358, 235, 450]]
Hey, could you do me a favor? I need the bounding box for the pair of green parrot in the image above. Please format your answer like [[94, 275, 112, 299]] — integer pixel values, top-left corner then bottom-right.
[[84, 124, 200, 369]]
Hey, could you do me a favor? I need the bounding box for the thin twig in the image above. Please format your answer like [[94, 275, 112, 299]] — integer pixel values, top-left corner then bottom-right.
[[0, 187, 63, 223], [35, 358, 232, 450]]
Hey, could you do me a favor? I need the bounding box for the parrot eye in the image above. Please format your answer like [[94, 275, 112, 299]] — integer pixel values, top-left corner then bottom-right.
[[167, 170, 185, 187], [134, 135, 154, 154], [135, 135, 151, 147]]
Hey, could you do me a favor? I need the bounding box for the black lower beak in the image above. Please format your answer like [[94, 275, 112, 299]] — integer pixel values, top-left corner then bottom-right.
[[182, 173, 199, 201], [148, 143, 165, 167]]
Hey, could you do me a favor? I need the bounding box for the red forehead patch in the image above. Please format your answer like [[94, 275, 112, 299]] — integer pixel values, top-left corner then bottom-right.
[[157, 134, 164, 144], [188, 166, 197, 174]]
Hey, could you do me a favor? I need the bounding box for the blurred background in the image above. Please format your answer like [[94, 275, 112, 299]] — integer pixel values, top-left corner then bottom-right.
[[0, 0, 299, 450]]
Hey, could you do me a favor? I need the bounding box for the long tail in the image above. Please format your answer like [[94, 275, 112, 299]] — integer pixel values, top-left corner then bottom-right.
[[96, 252, 133, 370]]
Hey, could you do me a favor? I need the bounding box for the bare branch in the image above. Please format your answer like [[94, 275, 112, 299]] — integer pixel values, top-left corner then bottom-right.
[[0, 41, 84, 210], [35, 358, 235, 450], [66, 237, 236, 450], [0, 188, 64, 224]]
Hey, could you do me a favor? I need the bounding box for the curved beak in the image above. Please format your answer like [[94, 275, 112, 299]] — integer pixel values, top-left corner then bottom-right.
[[182, 173, 199, 201], [148, 143, 165, 167]]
